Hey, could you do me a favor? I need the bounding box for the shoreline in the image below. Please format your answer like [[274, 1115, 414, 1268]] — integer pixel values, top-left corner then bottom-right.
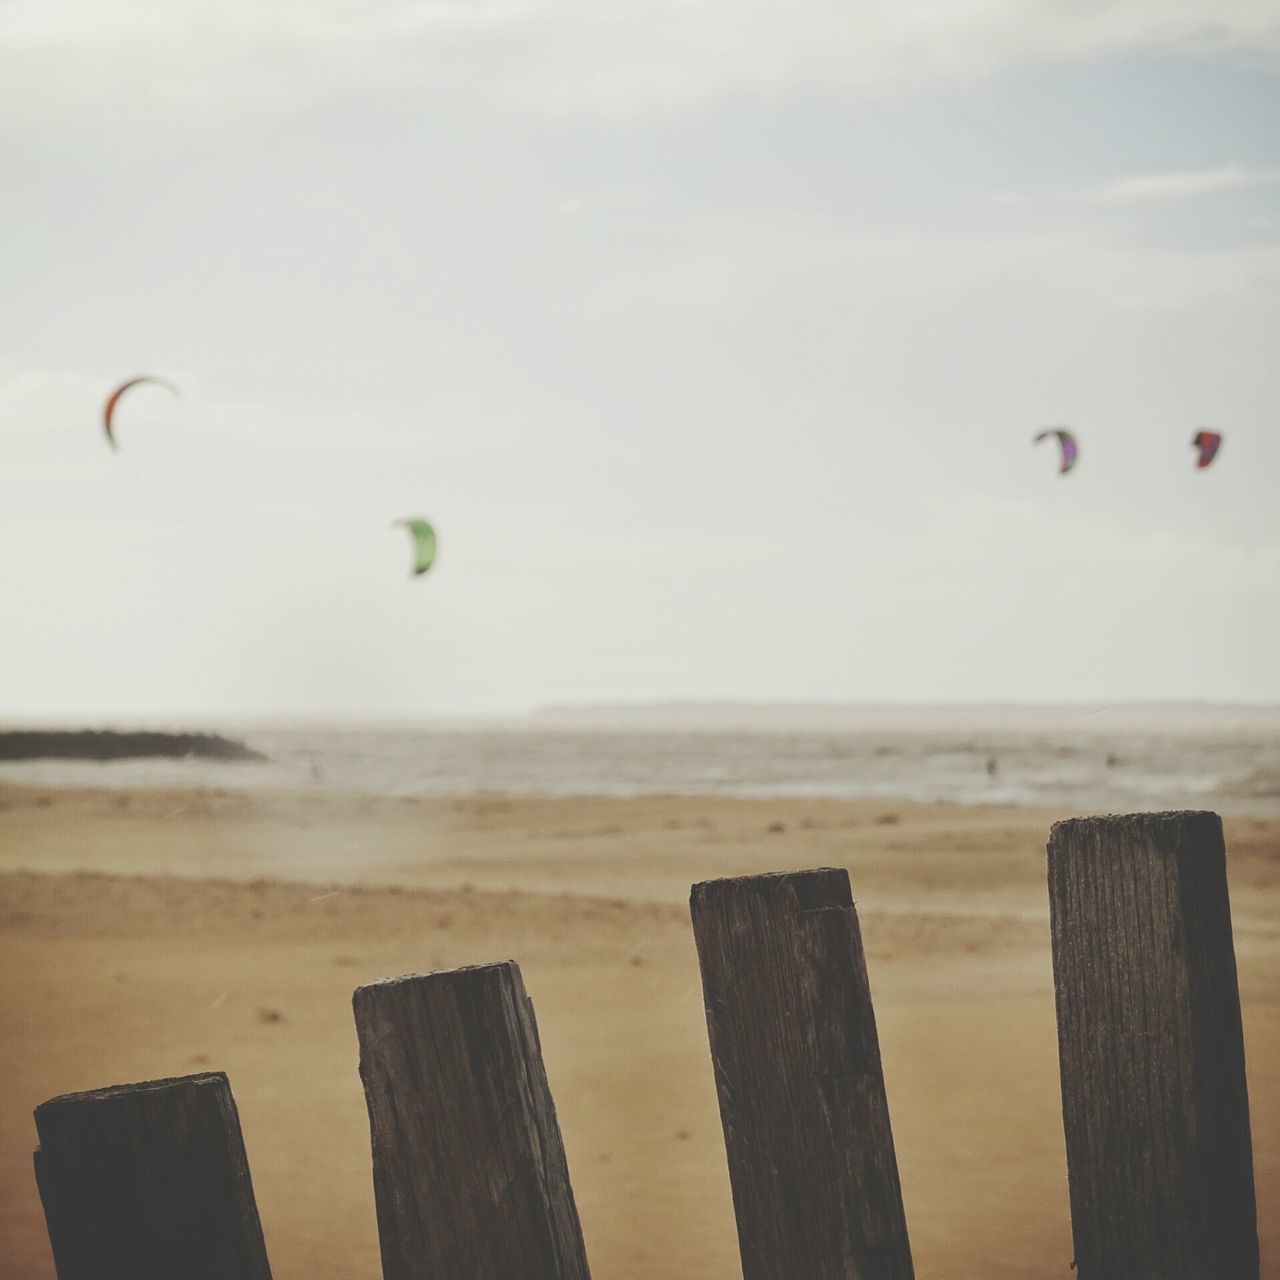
[[4, 777, 1275, 818], [4, 709, 1276, 819]]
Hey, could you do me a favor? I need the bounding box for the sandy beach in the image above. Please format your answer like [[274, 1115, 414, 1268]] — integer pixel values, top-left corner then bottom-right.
[[2, 785, 1277, 1278]]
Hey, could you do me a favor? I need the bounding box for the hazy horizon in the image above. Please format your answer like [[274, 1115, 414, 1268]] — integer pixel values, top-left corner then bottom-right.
[[5, 696, 1280, 735]]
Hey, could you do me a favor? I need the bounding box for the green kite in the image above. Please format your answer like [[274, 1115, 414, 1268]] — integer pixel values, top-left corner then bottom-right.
[[393, 518, 437, 577]]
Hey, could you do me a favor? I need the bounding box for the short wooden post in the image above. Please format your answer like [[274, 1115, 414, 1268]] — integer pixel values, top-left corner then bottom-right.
[[691, 868, 914, 1280], [33, 1071, 272, 1280], [1048, 811, 1258, 1279], [353, 961, 590, 1280]]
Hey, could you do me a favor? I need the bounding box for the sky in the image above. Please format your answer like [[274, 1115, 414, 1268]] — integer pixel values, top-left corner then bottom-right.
[[2, 0, 1278, 718]]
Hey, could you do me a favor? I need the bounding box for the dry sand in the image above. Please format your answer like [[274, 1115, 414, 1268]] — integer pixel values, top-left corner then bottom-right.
[[1, 785, 1277, 1278]]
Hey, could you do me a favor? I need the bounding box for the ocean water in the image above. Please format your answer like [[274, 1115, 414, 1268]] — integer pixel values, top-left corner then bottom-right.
[[2, 706, 1278, 816]]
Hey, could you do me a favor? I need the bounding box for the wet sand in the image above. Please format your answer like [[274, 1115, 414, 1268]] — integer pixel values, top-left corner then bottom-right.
[[1, 786, 1277, 1277]]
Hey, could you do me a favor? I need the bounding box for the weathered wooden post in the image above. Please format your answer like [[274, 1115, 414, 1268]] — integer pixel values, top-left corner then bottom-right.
[[33, 1071, 272, 1280], [1048, 811, 1258, 1279], [353, 961, 591, 1280], [691, 868, 915, 1280]]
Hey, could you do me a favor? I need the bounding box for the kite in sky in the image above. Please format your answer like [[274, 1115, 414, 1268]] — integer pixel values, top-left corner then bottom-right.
[[102, 377, 180, 451], [393, 518, 437, 577], [1032, 427, 1078, 475], [1192, 430, 1223, 469]]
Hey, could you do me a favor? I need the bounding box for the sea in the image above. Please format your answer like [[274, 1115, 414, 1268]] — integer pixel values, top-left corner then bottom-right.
[[2, 704, 1278, 817]]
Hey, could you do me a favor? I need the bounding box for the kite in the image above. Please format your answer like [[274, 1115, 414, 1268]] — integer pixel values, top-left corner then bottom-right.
[[1033, 427, 1078, 475], [102, 377, 180, 451], [1192, 430, 1223, 469], [393, 518, 437, 577]]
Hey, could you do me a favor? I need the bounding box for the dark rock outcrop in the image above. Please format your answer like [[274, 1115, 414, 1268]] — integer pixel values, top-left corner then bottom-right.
[[0, 730, 266, 763]]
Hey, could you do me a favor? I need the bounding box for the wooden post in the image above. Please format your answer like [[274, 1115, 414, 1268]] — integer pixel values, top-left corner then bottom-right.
[[690, 868, 914, 1280], [1048, 811, 1258, 1279], [353, 961, 590, 1280], [32, 1071, 272, 1280]]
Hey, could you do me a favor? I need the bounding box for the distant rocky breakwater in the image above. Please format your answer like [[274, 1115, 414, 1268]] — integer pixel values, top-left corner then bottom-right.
[[0, 730, 266, 763]]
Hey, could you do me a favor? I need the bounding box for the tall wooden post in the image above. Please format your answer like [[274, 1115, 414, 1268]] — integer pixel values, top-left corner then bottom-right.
[[33, 1071, 272, 1280], [1048, 811, 1258, 1279], [353, 961, 590, 1280], [691, 868, 914, 1280]]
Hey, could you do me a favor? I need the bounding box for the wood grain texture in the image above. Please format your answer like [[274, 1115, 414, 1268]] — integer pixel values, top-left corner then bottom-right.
[[690, 868, 914, 1280], [33, 1071, 272, 1280], [1048, 811, 1258, 1279], [353, 961, 590, 1280]]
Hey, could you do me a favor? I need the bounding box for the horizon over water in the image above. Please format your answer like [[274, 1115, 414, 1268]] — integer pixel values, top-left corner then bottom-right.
[[2, 702, 1277, 817]]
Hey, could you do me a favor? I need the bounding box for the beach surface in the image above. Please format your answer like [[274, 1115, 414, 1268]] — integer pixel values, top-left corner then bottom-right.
[[2, 785, 1277, 1278]]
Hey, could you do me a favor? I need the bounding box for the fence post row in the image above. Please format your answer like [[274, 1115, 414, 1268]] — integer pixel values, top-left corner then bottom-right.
[[691, 867, 915, 1280], [32, 1071, 272, 1280], [353, 960, 591, 1280], [1048, 810, 1259, 1280]]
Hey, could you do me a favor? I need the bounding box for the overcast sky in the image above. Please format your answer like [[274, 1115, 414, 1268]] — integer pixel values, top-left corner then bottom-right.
[[2, 1, 1278, 718]]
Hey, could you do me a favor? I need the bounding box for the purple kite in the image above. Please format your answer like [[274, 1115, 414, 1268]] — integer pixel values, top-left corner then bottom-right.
[[1192, 430, 1223, 469], [1033, 427, 1078, 475]]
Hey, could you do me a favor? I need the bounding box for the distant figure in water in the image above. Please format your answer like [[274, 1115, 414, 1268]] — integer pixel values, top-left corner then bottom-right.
[[1105, 752, 1118, 768], [309, 758, 324, 784], [986, 756, 998, 779]]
